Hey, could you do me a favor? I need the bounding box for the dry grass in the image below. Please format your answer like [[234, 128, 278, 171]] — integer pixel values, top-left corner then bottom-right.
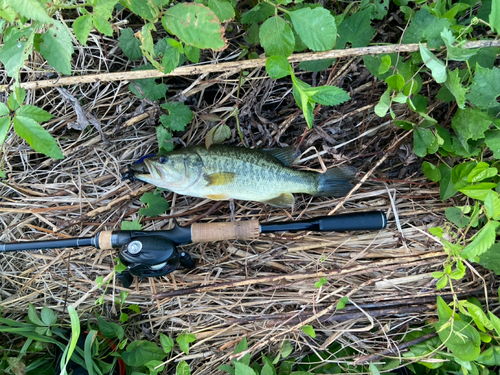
[[0, 8, 498, 375]]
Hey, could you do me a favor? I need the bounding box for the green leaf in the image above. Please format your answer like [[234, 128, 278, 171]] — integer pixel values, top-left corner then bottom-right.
[[139, 192, 170, 216], [208, 0, 234, 22], [452, 108, 492, 147], [467, 65, 500, 109], [402, 7, 450, 48], [369, 363, 381, 375], [299, 59, 335, 72], [478, 242, 500, 275], [422, 161, 441, 182], [444, 68, 467, 109], [122, 341, 167, 366], [439, 163, 457, 201], [476, 346, 500, 366], [462, 221, 500, 259], [0, 115, 10, 148], [288, 7, 336, 51], [378, 55, 391, 75], [17, 105, 52, 123], [466, 161, 497, 183], [436, 275, 448, 290], [461, 302, 493, 332], [93, 14, 114, 36], [97, 316, 124, 339], [260, 362, 273, 375], [6, 0, 52, 23], [488, 311, 500, 336], [94, 0, 118, 20], [414, 127, 439, 157], [40, 307, 57, 326], [0, 28, 35, 78], [177, 333, 196, 355], [314, 277, 328, 288], [176, 361, 191, 375], [119, 28, 142, 60], [445, 207, 469, 228], [160, 333, 174, 354], [218, 364, 236, 375], [73, 15, 93, 46], [61, 306, 81, 373], [119, 0, 159, 21], [459, 183, 498, 200], [266, 56, 292, 80], [184, 45, 200, 63], [0, 103, 9, 118], [301, 325, 316, 338], [336, 9, 375, 49], [0, 3, 16, 23], [485, 129, 500, 158], [259, 16, 294, 57], [13, 115, 64, 159], [337, 296, 349, 309], [374, 88, 390, 117], [161, 43, 181, 74], [157, 125, 174, 153], [163, 3, 226, 51], [385, 73, 405, 90], [159, 102, 193, 132], [129, 65, 168, 101], [205, 123, 231, 149], [485, 191, 500, 218], [304, 86, 350, 106], [440, 28, 478, 61], [241, 2, 274, 24], [420, 43, 446, 84], [234, 361, 256, 375], [121, 219, 142, 230], [280, 340, 293, 359], [27, 304, 44, 326], [489, 0, 500, 33], [40, 20, 74, 75]]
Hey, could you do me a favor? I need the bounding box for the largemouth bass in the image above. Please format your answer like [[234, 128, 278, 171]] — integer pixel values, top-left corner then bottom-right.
[[128, 145, 355, 207]]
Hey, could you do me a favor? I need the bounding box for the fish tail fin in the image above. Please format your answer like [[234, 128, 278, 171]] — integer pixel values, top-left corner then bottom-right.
[[315, 166, 357, 197]]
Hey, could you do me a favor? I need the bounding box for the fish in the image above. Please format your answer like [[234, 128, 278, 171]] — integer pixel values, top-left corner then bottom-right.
[[127, 145, 356, 208]]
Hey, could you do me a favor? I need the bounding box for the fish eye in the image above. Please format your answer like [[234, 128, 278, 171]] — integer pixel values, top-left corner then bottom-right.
[[158, 156, 168, 164]]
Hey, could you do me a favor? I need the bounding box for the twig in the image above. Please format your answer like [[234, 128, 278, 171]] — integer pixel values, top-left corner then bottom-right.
[[4, 41, 499, 92]]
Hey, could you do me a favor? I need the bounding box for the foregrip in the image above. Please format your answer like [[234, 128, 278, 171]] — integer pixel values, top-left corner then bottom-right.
[[191, 220, 260, 243]]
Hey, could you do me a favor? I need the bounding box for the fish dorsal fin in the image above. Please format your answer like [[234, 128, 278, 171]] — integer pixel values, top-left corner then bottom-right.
[[261, 193, 295, 208], [204, 172, 237, 186], [261, 147, 300, 166]]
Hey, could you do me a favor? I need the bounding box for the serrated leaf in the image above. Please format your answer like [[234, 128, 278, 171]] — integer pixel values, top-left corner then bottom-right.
[[336, 9, 375, 49], [402, 8, 450, 48], [17, 105, 52, 123], [445, 207, 469, 228], [163, 3, 226, 51], [6, 0, 52, 23], [304, 86, 350, 106], [93, 14, 114, 36], [119, 28, 142, 60], [160, 333, 174, 354], [94, 0, 118, 20], [422, 161, 441, 182], [176, 361, 191, 375], [121, 220, 142, 230], [139, 192, 169, 216], [119, 0, 159, 21], [0, 28, 35, 78], [420, 43, 447, 83], [176, 333, 196, 355], [259, 16, 294, 57], [265, 55, 292, 80], [73, 15, 93, 46], [452, 107, 492, 146], [0, 115, 11, 146], [485, 129, 500, 158], [13, 115, 63, 159], [241, 2, 274, 24], [288, 7, 336, 51], [467, 65, 500, 109], [121, 341, 166, 367], [40, 20, 74, 75], [159, 102, 193, 132], [206, 123, 230, 149], [0, 3, 16, 23], [157, 125, 174, 152], [161, 44, 180, 74], [208, 0, 234, 22], [444, 68, 467, 109], [184, 45, 200, 63], [129, 64, 168, 101], [440, 28, 478, 61], [461, 221, 500, 259]]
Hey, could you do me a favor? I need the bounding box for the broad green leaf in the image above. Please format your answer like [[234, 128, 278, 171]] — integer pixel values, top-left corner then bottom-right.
[[429, 226, 443, 238], [13, 115, 63, 159], [17, 105, 52, 123], [445, 207, 469, 228], [218, 364, 236, 375], [478, 242, 500, 275], [159, 102, 193, 132], [440, 28, 478, 61], [6, 0, 52, 23], [314, 277, 328, 288], [488, 311, 500, 336], [161, 44, 180, 74], [444, 68, 467, 109], [452, 161, 477, 188], [420, 43, 446, 83], [363, 54, 395, 80], [299, 59, 335, 72], [40, 20, 75, 75], [439, 164, 457, 201], [184, 45, 200, 63], [0, 3, 16, 23], [93, 14, 114, 36], [469, 46, 500, 69], [490, 0, 500, 34], [476, 346, 500, 366], [0, 103, 9, 117], [94, 0, 118, 20], [461, 221, 500, 259], [121, 341, 166, 366], [208, 0, 234, 22], [73, 15, 93, 46], [206, 123, 231, 149], [485, 191, 500, 218], [28, 304, 44, 326], [385, 74, 405, 90], [374, 88, 391, 117], [436, 275, 448, 290], [461, 302, 493, 332], [466, 161, 498, 183], [160, 333, 174, 354], [336, 9, 374, 49], [176, 361, 191, 375], [304, 85, 350, 106], [119, 28, 142, 60], [361, 0, 389, 19], [177, 333, 196, 355], [280, 340, 293, 359], [451, 107, 492, 146], [467, 65, 500, 109], [40, 307, 57, 326], [414, 127, 439, 157], [485, 129, 500, 158], [119, 0, 159, 21], [378, 55, 391, 75], [97, 316, 124, 339], [265, 56, 292, 80], [234, 337, 248, 354], [157, 125, 174, 152], [434, 318, 481, 362], [129, 64, 168, 101], [459, 183, 498, 201], [0, 116, 10, 146], [301, 325, 316, 338], [261, 362, 273, 375], [291, 77, 315, 128], [121, 220, 142, 230], [402, 8, 450, 48], [422, 161, 441, 182], [139, 192, 170, 216], [163, 3, 226, 51], [241, 3, 274, 24], [234, 361, 256, 375], [259, 16, 294, 57], [288, 7, 336, 51], [0, 28, 35, 78], [369, 363, 381, 375]]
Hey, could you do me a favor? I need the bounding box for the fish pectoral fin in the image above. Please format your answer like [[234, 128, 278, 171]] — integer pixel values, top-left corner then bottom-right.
[[206, 194, 230, 200], [204, 172, 237, 186], [261, 193, 295, 208]]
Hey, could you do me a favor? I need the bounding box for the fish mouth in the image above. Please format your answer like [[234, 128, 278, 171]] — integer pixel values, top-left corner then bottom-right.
[[123, 162, 152, 182]]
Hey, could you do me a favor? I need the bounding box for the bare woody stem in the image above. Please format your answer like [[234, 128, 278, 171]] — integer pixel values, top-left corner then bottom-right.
[[4, 40, 499, 93]]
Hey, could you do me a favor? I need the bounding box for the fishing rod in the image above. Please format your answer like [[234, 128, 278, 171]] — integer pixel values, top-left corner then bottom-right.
[[0, 211, 387, 287]]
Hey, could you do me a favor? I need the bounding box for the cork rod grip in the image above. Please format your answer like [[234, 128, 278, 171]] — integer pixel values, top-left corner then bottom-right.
[[98, 231, 114, 250], [191, 220, 260, 243]]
